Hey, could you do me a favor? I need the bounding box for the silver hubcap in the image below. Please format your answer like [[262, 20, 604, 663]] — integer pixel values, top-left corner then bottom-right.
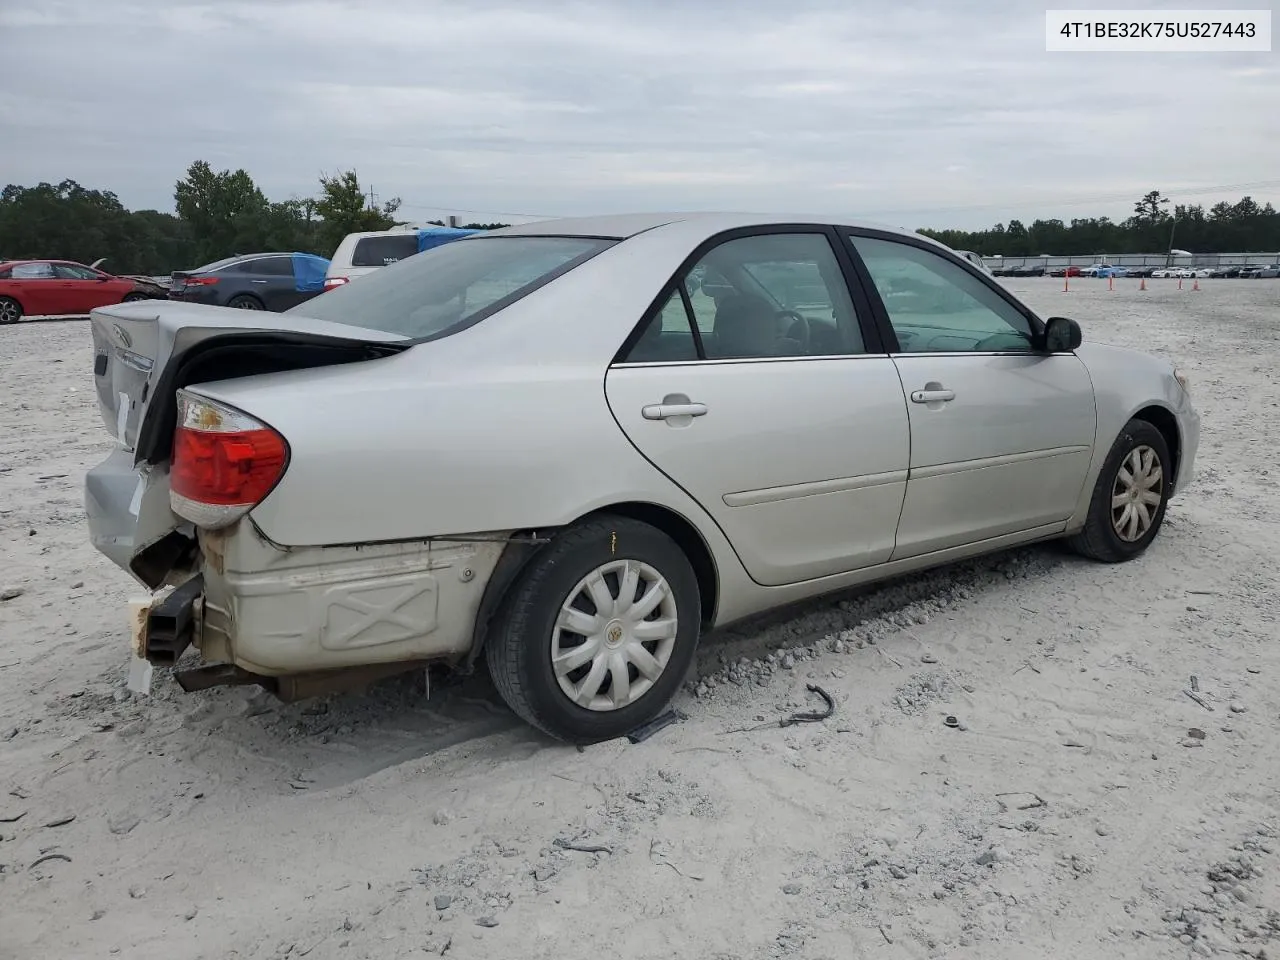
[[233, 299, 261, 310], [0, 301, 17, 322], [551, 559, 678, 712], [1111, 445, 1163, 542]]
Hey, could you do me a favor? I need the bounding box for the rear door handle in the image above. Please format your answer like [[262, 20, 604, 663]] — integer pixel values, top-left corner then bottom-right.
[[642, 402, 708, 420], [250, 280, 268, 284], [910, 389, 955, 403]]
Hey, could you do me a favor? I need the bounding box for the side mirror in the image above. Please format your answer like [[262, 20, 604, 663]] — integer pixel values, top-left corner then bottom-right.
[[1043, 316, 1082, 352]]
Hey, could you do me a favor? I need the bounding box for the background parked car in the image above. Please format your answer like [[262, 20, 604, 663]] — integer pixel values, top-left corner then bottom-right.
[[1248, 264, 1280, 278], [323, 225, 479, 290], [89, 258, 171, 299], [0, 258, 155, 323], [169, 252, 331, 311]]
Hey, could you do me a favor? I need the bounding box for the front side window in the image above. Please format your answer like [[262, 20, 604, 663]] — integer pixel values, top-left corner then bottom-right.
[[54, 264, 101, 280], [849, 236, 1035, 353], [292, 236, 614, 340]]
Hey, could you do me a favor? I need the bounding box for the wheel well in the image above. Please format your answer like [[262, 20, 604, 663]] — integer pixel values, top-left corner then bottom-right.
[[463, 502, 720, 670], [583, 502, 719, 628], [1132, 405, 1181, 488]]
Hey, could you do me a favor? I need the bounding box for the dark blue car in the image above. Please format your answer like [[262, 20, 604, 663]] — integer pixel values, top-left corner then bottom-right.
[[169, 252, 330, 312]]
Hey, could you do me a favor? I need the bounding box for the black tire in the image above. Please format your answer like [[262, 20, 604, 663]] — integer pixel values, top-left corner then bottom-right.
[[122, 292, 149, 302], [0, 296, 22, 325], [485, 515, 702, 744], [227, 294, 264, 310], [1067, 418, 1172, 563]]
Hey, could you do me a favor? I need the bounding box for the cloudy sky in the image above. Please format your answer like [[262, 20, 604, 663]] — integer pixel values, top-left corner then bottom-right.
[[2, 0, 1277, 230]]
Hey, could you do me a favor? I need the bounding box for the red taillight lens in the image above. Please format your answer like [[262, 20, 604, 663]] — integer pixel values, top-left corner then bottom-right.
[[322, 276, 348, 291], [182, 276, 219, 287], [169, 391, 288, 529]]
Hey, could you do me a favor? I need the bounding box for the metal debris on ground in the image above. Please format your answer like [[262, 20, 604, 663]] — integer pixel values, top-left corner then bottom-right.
[[1184, 689, 1213, 710], [29, 853, 72, 870], [625, 709, 685, 744], [720, 684, 835, 734], [552, 837, 613, 855]]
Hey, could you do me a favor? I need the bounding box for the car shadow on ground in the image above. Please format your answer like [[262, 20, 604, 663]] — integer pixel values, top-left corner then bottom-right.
[[115, 542, 1069, 793]]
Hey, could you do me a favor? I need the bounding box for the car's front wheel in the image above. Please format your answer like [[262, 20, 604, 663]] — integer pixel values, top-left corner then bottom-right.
[[1068, 418, 1172, 562], [486, 515, 702, 744]]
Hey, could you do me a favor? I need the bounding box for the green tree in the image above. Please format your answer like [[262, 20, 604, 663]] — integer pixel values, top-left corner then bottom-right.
[[173, 160, 274, 265], [313, 170, 401, 256]]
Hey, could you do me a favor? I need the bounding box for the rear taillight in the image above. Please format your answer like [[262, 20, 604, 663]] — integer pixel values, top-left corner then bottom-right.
[[169, 390, 289, 529], [322, 277, 348, 291], [181, 276, 219, 287]]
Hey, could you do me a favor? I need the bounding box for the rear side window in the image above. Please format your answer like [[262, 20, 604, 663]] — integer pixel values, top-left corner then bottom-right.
[[12, 262, 56, 279], [248, 256, 293, 277], [351, 235, 420, 267], [293, 236, 614, 340]]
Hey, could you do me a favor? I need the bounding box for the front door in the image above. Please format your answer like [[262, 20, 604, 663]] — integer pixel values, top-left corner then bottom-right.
[[605, 229, 911, 587], [845, 233, 1097, 560], [53, 263, 126, 313]]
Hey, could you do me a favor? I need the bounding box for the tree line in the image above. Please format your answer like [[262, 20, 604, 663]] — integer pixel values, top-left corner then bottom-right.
[[918, 190, 1280, 258], [1, 167, 1277, 275], [0, 161, 509, 276]]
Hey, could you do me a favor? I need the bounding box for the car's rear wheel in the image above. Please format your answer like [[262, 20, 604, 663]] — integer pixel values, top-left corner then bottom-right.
[[227, 295, 264, 310], [0, 297, 22, 324], [122, 292, 149, 302], [486, 515, 701, 744], [1068, 418, 1171, 563]]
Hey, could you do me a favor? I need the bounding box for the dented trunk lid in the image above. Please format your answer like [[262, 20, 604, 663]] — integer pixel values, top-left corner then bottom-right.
[[85, 300, 410, 587], [89, 300, 410, 458]]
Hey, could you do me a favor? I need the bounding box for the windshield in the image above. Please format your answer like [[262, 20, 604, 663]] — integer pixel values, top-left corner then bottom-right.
[[291, 235, 614, 340]]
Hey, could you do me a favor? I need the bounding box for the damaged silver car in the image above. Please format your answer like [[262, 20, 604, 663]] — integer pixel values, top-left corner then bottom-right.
[[85, 213, 1200, 743]]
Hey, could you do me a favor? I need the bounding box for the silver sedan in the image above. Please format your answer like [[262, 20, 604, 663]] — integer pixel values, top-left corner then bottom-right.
[[85, 213, 1200, 743]]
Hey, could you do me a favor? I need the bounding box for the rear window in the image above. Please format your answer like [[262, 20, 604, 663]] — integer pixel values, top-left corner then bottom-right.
[[351, 235, 420, 267], [292, 236, 614, 340]]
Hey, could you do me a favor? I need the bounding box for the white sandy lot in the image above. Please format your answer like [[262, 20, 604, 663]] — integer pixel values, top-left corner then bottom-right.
[[1, 277, 1277, 960]]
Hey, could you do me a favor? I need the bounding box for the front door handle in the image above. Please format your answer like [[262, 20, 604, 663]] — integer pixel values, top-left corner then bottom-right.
[[910, 388, 955, 403], [250, 280, 268, 284], [642, 402, 708, 420]]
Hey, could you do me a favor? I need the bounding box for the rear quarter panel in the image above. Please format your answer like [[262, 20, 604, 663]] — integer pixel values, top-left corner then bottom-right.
[[192, 344, 730, 551]]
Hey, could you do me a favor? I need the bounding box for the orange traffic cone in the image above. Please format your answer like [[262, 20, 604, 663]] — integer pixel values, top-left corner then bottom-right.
[[1178, 278, 1183, 290], [1108, 276, 1114, 291], [1063, 273, 1069, 292], [1192, 277, 1200, 291], [1140, 277, 1147, 290]]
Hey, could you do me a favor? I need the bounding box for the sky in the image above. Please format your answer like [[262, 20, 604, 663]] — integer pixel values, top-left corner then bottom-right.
[[1, 0, 1278, 231]]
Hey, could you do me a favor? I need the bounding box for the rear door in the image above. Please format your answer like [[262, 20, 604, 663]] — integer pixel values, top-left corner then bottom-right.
[[844, 231, 1097, 559], [605, 228, 911, 587], [9, 261, 61, 314], [248, 256, 305, 310]]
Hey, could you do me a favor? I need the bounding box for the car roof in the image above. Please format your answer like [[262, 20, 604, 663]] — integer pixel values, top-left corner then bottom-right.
[[0, 258, 82, 266], [488, 211, 926, 242]]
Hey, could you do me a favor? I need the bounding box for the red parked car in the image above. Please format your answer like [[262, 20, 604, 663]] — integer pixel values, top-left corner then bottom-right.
[[0, 259, 156, 324]]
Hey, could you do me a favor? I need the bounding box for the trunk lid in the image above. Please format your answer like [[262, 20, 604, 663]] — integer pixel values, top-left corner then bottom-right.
[[90, 299, 409, 457], [86, 300, 411, 586]]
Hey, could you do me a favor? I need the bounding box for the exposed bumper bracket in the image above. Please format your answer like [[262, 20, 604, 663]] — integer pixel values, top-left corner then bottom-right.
[[145, 574, 204, 665]]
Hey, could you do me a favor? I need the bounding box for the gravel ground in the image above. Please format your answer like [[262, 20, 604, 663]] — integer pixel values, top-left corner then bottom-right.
[[1, 278, 1278, 960]]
